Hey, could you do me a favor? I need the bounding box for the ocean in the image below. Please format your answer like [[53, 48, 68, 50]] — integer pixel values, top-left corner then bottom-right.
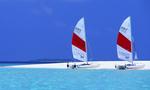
[[0, 68, 150, 90]]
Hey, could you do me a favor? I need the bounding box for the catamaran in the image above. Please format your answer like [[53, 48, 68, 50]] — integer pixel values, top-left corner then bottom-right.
[[116, 16, 144, 69], [71, 17, 99, 68]]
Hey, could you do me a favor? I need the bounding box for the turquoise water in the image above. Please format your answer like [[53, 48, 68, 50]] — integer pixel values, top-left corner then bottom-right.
[[0, 68, 150, 90]]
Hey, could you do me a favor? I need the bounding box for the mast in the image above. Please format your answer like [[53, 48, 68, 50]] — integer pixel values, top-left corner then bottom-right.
[[131, 36, 134, 65], [132, 35, 138, 60], [131, 17, 134, 65], [84, 18, 88, 64]]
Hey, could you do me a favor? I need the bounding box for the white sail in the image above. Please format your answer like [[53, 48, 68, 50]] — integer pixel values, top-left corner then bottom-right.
[[134, 52, 138, 60], [117, 16, 133, 62], [72, 17, 87, 62]]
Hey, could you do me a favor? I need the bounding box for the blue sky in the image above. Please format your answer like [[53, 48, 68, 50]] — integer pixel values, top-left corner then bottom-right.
[[0, 0, 150, 62]]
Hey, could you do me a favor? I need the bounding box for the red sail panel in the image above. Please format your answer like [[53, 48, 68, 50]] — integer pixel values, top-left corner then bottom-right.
[[117, 32, 132, 52], [72, 33, 86, 52]]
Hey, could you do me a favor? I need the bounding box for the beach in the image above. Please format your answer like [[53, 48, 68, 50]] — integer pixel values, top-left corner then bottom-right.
[[2, 61, 150, 70]]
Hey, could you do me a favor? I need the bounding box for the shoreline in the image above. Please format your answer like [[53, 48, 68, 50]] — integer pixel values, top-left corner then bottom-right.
[[2, 61, 150, 70]]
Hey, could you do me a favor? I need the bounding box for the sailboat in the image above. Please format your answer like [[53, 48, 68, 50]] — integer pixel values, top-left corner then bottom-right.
[[72, 17, 87, 63], [116, 16, 144, 69], [71, 17, 99, 68]]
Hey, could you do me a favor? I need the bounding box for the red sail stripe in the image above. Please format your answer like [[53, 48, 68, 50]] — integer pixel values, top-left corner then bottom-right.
[[117, 32, 132, 52], [72, 33, 86, 52]]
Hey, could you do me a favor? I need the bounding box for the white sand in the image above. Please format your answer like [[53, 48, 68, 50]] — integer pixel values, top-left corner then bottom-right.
[[2, 61, 150, 70]]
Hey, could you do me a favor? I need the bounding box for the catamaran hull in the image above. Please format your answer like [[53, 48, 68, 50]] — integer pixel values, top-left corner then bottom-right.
[[115, 63, 145, 70], [69, 63, 100, 69], [78, 63, 100, 68], [126, 64, 145, 69]]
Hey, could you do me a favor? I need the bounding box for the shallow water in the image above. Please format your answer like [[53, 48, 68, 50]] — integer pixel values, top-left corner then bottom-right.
[[0, 68, 150, 90]]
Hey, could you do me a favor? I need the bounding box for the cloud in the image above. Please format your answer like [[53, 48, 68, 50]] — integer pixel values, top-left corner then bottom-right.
[[32, 2, 53, 16], [43, 6, 53, 15]]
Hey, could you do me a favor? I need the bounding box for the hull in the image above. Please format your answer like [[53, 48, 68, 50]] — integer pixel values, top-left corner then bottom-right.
[[115, 63, 145, 70], [78, 63, 100, 68], [126, 63, 145, 69], [69, 63, 100, 69]]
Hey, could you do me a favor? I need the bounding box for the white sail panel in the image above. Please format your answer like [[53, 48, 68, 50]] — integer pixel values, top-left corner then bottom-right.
[[117, 45, 133, 62], [72, 45, 87, 62], [73, 17, 86, 41], [119, 16, 132, 41], [72, 17, 87, 62]]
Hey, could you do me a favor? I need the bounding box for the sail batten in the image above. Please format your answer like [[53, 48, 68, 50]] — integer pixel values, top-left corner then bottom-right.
[[72, 17, 87, 62]]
